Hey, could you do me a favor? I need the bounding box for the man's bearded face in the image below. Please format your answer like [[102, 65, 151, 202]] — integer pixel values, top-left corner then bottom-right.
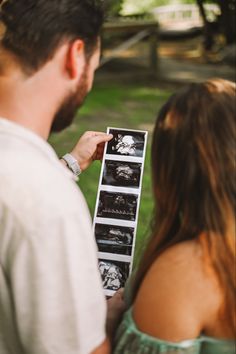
[[50, 67, 89, 133]]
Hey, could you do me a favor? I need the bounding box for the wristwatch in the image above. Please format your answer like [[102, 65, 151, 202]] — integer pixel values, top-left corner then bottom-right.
[[61, 153, 82, 178]]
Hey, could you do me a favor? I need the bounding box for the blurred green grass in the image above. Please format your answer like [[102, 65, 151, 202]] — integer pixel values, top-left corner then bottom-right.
[[49, 82, 172, 263]]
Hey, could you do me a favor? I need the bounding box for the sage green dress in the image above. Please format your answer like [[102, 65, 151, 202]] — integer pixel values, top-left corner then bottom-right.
[[113, 307, 235, 354]]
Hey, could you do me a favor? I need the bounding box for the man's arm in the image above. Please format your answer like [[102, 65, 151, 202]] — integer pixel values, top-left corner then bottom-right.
[[9, 205, 108, 354]]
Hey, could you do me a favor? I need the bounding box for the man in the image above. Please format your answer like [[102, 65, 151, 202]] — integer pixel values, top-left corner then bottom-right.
[[0, 1, 112, 353]]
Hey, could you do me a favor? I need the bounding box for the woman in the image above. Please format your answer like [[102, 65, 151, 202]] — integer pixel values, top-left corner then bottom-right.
[[112, 79, 236, 353]]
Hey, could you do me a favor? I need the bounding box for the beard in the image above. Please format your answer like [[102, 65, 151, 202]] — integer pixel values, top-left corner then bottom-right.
[[50, 69, 89, 133]]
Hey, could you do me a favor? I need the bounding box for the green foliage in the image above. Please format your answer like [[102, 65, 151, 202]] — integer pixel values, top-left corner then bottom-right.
[[121, 0, 161, 16], [105, 0, 216, 17], [105, 0, 123, 18]]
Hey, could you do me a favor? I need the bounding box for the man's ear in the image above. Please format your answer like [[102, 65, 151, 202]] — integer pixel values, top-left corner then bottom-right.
[[66, 39, 85, 79]]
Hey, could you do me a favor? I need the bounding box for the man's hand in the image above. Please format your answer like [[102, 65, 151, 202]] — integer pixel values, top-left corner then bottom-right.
[[70, 131, 113, 172]]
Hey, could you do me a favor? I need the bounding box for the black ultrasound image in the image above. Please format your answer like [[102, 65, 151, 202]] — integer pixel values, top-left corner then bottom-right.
[[95, 224, 134, 256], [106, 129, 145, 158], [102, 160, 142, 188], [97, 191, 138, 221], [99, 259, 130, 291]]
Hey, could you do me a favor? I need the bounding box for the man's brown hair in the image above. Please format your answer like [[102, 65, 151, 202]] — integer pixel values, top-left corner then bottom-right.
[[0, 0, 104, 73]]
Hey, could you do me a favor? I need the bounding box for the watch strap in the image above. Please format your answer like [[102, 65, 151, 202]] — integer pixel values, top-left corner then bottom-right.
[[62, 153, 81, 177]]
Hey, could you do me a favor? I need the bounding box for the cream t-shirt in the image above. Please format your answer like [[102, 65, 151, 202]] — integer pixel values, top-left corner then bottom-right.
[[0, 118, 106, 354]]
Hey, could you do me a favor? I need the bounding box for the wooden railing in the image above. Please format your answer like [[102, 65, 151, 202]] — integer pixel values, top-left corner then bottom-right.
[[101, 20, 159, 74]]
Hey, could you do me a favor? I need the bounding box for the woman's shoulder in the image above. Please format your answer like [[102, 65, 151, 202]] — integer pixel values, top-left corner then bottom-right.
[[133, 239, 222, 341]]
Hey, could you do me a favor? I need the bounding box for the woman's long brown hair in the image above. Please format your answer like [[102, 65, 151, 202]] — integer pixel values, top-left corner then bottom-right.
[[132, 79, 236, 333]]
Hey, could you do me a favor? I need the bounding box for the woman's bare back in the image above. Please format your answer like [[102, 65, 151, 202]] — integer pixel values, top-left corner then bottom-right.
[[133, 238, 233, 341]]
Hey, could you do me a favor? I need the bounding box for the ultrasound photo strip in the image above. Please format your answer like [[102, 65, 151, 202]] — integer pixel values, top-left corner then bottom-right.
[[93, 127, 148, 297]]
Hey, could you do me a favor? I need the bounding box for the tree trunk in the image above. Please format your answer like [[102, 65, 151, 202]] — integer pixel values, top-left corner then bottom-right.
[[196, 0, 215, 50], [217, 0, 236, 44]]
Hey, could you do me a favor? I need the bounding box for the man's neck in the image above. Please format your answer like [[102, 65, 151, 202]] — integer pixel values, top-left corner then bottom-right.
[[0, 67, 62, 140]]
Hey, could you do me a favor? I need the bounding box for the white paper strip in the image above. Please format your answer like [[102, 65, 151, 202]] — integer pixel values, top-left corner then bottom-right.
[[93, 127, 148, 297]]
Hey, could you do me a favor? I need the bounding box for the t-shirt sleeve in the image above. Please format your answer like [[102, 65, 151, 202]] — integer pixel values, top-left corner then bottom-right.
[[8, 208, 106, 354]]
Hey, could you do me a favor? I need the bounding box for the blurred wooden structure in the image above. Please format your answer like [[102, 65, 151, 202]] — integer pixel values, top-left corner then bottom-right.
[[101, 20, 159, 75], [151, 4, 219, 30]]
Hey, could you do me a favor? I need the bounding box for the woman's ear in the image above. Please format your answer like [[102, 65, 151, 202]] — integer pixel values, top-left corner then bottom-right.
[[66, 39, 85, 79]]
